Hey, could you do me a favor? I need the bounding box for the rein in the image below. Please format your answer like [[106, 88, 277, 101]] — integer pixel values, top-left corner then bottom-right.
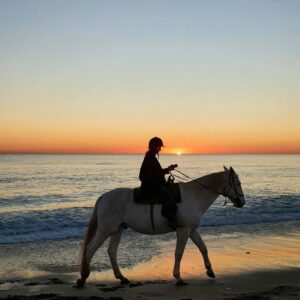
[[172, 169, 231, 205], [174, 169, 211, 190]]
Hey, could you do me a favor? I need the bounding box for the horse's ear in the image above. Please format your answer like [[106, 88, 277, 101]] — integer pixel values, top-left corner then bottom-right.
[[230, 166, 234, 173], [223, 165, 229, 172]]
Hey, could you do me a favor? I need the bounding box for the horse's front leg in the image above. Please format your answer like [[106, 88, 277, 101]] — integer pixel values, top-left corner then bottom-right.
[[173, 228, 190, 285], [190, 229, 215, 278]]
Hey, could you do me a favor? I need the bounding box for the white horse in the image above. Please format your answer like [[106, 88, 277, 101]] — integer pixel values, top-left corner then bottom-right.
[[76, 166, 245, 287]]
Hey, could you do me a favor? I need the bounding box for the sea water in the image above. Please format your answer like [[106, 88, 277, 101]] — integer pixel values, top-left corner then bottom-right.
[[0, 154, 299, 244], [0, 154, 299, 276]]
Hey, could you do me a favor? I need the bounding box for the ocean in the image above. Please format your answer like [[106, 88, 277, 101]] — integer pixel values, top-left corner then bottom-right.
[[0, 154, 299, 278]]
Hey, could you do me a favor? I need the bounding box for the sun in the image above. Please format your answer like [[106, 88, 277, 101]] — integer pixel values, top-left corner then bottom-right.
[[176, 151, 182, 155]]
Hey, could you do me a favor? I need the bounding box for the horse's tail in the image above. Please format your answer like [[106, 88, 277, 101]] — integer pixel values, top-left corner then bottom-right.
[[80, 196, 101, 275]]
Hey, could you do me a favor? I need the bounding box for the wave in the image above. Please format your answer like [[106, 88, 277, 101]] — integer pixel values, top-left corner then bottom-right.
[[203, 194, 300, 226], [0, 192, 98, 208], [0, 195, 299, 244], [0, 177, 38, 183], [0, 207, 92, 244]]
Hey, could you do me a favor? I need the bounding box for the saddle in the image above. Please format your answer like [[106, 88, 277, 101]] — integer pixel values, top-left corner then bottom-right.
[[133, 183, 181, 205], [133, 183, 181, 231]]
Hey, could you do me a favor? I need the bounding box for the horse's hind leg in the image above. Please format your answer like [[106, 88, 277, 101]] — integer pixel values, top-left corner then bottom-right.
[[107, 228, 130, 284], [190, 229, 215, 278], [78, 229, 110, 286]]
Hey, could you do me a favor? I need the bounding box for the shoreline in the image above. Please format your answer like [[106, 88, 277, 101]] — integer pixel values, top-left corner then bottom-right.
[[1, 221, 299, 279]]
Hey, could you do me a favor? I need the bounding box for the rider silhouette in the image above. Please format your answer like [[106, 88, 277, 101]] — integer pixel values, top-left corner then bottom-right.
[[139, 137, 177, 228]]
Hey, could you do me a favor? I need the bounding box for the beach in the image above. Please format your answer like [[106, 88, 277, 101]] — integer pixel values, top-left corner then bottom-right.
[[0, 221, 299, 300]]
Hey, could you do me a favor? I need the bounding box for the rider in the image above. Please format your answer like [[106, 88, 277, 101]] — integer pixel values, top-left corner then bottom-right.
[[139, 137, 178, 228]]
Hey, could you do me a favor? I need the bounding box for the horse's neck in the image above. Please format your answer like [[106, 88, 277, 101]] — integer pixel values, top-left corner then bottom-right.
[[187, 171, 228, 212]]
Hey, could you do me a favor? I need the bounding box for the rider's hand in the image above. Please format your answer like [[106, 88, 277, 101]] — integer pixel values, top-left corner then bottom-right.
[[168, 164, 178, 172]]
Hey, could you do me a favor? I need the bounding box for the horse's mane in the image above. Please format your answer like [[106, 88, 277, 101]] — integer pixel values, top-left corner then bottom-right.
[[189, 170, 226, 186]]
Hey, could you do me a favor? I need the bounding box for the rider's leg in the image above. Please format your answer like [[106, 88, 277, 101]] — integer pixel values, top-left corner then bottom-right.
[[156, 185, 177, 226], [190, 229, 215, 278]]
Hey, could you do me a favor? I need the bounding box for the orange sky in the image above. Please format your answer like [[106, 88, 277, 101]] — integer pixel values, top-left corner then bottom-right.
[[1, 125, 299, 154]]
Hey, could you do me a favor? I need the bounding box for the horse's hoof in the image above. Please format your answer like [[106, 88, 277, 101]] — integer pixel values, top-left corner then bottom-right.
[[176, 281, 188, 286], [75, 278, 85, 288], [120, 278, 130, 285], [206, 269, 216, 278]]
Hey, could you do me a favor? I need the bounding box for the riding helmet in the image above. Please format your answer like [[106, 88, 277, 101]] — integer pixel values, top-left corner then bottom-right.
[[148, 137, 164, 149]]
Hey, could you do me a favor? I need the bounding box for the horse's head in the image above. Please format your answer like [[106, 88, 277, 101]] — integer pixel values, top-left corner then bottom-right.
[[223, 166, 245, 208]]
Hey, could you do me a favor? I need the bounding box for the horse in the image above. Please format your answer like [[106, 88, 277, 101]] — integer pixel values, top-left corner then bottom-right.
[[76, 166, 245, 287]]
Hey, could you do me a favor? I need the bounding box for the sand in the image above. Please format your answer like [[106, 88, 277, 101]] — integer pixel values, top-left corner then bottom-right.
[[0, 232, 300, 299]]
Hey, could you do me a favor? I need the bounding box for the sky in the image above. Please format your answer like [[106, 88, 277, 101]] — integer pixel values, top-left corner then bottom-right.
[[0, 0, 299, 154]]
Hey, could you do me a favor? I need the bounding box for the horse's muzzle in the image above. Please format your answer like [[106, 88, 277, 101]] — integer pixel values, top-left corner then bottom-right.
[[235, 197, 245, 208]]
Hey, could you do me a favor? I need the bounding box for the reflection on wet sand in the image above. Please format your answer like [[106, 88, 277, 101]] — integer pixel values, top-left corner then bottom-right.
[[91, 233, 300, 283]]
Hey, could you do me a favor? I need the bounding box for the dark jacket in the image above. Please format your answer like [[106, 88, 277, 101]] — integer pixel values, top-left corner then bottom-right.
[[139, 150, 169, 189]]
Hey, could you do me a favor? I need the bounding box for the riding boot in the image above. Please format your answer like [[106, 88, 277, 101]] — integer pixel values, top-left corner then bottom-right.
[[161, 204, 177, 218], [167, 216, 177, 229], [166, 205, 178, 229], [161, 206, 168, 218]]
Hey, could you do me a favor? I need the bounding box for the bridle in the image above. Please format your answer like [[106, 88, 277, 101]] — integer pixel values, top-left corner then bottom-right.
[[222, 171, 244, 206], [173, 169, 244, 206]]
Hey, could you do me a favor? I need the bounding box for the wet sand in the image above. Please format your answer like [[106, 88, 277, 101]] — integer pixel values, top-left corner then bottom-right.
[[0, 232, 299, 299]]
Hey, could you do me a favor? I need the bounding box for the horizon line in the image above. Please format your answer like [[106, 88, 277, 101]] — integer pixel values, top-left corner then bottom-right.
[[0, 152, 299, 155]]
